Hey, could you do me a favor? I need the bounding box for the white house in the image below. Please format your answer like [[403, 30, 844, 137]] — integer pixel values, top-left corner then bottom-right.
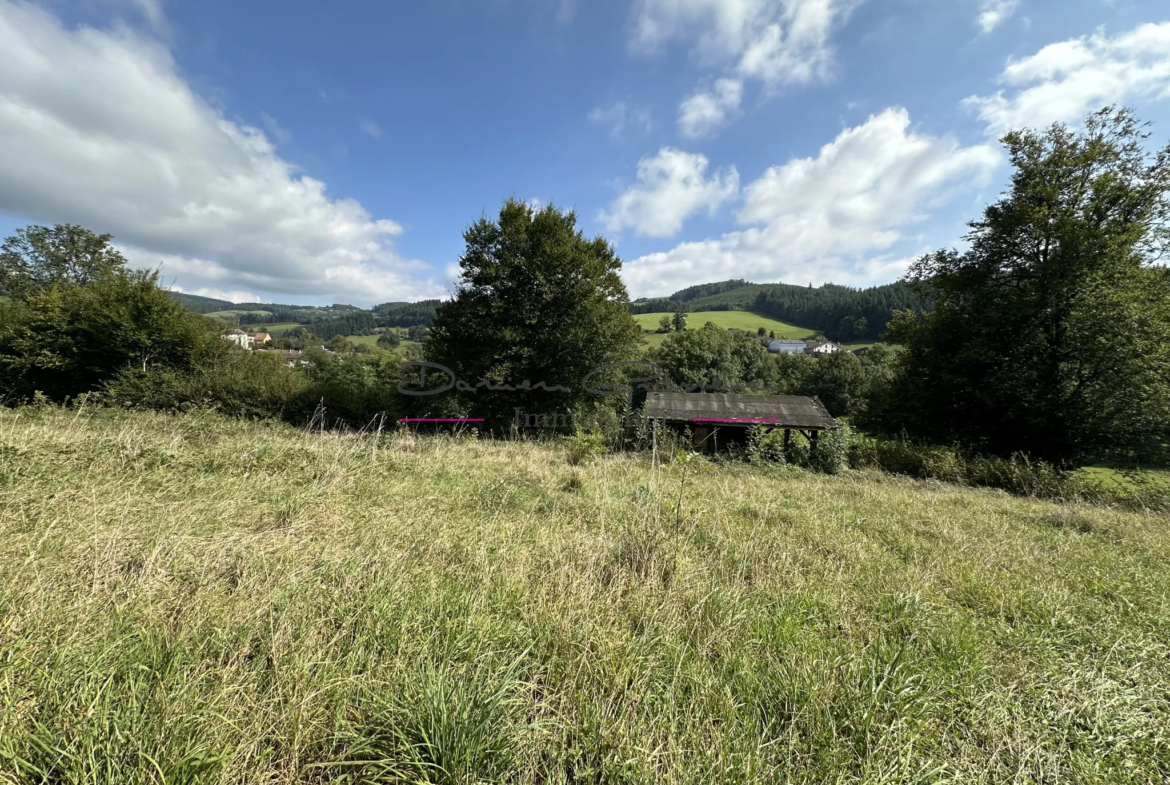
[[223, 329, 254, 349], [767, 339, 807, 354], [803, 340, 841, 356]]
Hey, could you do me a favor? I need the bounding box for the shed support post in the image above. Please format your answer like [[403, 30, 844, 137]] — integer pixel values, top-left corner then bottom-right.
[[783, 429, 791, 452], [810, 430, 819, 460]]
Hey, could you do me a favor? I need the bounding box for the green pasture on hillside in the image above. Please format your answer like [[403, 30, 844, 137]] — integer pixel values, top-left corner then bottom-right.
[[247, 322, 301, 338], [205, 309, 275, 319], [1076, 464, 1170, 493], [636, 311, 820, 350], [633, 311, 820, 339]]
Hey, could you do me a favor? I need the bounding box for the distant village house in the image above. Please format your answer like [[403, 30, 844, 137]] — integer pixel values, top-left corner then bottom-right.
[[223, 329, 253, 349]]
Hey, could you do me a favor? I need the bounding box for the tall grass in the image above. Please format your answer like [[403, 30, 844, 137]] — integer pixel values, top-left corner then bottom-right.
[[848, 433, 1170, 512], [1, 406, 1168, 782]]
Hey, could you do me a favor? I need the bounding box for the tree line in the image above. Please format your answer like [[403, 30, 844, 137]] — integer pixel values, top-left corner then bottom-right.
[[625, 280, 927, 341], [1, 106, 1166, 469], [372, 300, 440, 327]]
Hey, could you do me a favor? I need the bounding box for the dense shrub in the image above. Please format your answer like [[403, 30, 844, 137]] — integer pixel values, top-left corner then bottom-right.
[[300, 349, 414, 429], [103, 348, 310, 420], [743, 424, 851, 474], [808, 425, 852, 475], [566, 428, 606, 465], [746, 425, 786, 465], [848, 433, 1170, 511], [0, 269, 216, 402]]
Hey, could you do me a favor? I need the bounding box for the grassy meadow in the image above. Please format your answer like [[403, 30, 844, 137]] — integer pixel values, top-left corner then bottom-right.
[[1, 407, 1169, 783], [205, 311, 276, 321], [249, 323, 302, 339], [634, 312, 819, 350]]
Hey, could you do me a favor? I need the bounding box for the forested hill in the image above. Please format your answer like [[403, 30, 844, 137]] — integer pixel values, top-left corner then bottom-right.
[[628, 280, 929, 341], [169, 292, 236, 313], [172, 281, 924, 342]]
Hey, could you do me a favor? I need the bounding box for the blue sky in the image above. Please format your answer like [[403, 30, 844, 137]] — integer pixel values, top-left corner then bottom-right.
[[1, 0, 1168, 306]]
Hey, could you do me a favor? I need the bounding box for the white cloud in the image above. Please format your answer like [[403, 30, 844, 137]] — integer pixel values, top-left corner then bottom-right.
[[736, 2, 849, 85], [588, 101, 652, 139], [358, 118, 382, 139], [965, 22, 1170, 135], [632, 0, 770, 59], [634, 0, 860, 138], [0, 1, 441, 305], [631, 0, 860, 78], [678, 78, 742, 138], [600, 147, 739, 238], [977, 0, 1019, 33], [621, 108, 1000, 296]]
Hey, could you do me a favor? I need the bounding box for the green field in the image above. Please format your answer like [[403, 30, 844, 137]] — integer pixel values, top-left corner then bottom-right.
[[205, 309, 274, 319], [635, 311, 820, 350], [252, 322, 301, 338], [1076, 464, 1170, 492], [346, 333, 381, 347], [634, 310, 819, 338], [1, 407, 1167, 782], [346, 331, 421, 350]]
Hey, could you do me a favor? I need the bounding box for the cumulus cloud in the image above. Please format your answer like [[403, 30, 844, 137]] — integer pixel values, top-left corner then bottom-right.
[[736, 2, 849, 85], [678, 78, 742, 138], [632, 0, 772, 59], [965, 22, 1170, 135], [599, 147, 739, 238], [632, 0, 860, 138], [0, 1, 441, 305], [588, 101, 652, 139], [977, 0, 1019, 33], [621, 108, 1000, 296]]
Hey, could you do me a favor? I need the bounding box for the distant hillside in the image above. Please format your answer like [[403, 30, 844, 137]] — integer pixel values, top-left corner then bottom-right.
[[166, 292, 441, 342], [669, 279, 751, 302], [373, 299, 440, 327], [168, 278, 921, 343], [628, 280, 928, 342], [167, 292, 236, 314]]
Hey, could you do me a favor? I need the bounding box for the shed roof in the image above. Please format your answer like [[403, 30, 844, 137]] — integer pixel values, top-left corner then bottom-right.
[[644, 392, 837, 430]]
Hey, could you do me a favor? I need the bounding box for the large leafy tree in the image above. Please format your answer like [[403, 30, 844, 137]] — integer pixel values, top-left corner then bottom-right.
[[648, 322, 772, 393], [0, 224, 128, 299], [0, 225, 218, 401], [801, 352, 873, 418], [424, 199, 642, 428], [869, 108, 1170, 465]]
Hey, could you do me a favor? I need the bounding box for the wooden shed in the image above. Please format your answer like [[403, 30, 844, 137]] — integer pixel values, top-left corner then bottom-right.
[[643, 392, 838, 454]]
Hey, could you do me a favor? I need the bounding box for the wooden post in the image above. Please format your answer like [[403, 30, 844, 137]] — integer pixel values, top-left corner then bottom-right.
[[651, 419, 657, 467], [810, 429, 819, 460], [783, 429, 791, 452]]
